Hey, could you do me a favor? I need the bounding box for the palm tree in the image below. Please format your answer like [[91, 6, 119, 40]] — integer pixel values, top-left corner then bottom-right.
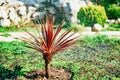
[[21, 15, 79, 79]]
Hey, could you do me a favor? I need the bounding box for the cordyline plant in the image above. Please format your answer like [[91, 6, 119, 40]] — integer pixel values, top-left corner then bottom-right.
[[21, 15, 79, 79]]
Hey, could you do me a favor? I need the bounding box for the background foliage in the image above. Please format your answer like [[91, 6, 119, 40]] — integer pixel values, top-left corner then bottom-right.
[[37, 0, 69, 24], [107, 4, 120, 19], [77, 5, 107, 27], [92, 0, 120, 19]]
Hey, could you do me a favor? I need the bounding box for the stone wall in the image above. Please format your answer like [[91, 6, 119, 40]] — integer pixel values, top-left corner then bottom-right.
[[0, 0, 38, 27], [0, 0, 91, 27]]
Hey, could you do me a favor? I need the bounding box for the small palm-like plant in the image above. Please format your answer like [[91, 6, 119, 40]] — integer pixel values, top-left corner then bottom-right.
[[21, 15, 79, 79]]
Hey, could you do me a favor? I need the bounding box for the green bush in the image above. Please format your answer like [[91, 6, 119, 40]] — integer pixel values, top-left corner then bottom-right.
[[92, 0, 120, 19], [107, 5, 120, 19], [77, 5, 107, 27], [92, 0, 119, 6]]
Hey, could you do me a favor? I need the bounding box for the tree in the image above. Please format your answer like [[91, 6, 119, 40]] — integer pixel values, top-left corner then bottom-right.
[[21, 15, 79, 79], [37, 0, 67, 24], [92, 0, 120, 6]]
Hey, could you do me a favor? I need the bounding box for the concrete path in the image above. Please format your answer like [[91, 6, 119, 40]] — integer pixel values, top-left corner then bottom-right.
[[0, 31, 120, 42], [80, 31, 120, 37], [0, 32, 29, 42]]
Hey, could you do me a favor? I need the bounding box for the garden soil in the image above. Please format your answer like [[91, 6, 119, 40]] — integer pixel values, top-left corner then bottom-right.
[[24, 67, 72, 80]]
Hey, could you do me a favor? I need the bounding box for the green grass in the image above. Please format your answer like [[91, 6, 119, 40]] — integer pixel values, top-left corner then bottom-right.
[[0, 35, 120, 80], [0, 33, 11, 37], [0, 24, 67, 33], [0, 26, 37, 32], [63, 23, 84, 32], [0, 21, 37, 33], [103, 23, 120, 31]]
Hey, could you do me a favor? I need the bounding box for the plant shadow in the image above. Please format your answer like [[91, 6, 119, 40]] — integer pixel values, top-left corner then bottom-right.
[[24, 70, 45, 79], [0, 65, 23, 80]]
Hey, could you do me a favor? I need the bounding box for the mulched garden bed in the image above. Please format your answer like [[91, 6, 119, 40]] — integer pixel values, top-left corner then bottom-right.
[[24, 67, 72, 80]]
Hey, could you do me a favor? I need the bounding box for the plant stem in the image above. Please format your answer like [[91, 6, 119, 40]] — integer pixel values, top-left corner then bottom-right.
[[45, 60, 50, 79], [43, 54, 52, 79]]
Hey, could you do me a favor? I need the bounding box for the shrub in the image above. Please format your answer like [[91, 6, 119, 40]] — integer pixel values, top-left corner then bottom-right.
[[77, 5, 107, 27], [107, 5, 120, 19], [92, 0, 120, 19], [92, 0, 119, 6], [37, 0, 69, 24]]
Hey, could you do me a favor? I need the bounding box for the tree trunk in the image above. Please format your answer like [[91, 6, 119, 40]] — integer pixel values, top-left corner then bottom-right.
[[43, 54, 52, 79], [45, 61, 50, 79]]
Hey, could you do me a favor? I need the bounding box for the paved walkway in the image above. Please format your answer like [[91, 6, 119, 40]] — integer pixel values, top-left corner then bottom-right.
[[80, 31, 120, 37], [0, 31, 120, 42]]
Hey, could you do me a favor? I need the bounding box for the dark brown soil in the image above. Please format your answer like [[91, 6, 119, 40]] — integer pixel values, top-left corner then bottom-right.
[[24, 67, 72, 80]]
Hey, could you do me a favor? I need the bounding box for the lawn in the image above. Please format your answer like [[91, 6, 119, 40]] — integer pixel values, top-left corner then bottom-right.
[[0, 26, 36, 33], [0, 35, 120, 80], [103, 24, 120, 31]]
